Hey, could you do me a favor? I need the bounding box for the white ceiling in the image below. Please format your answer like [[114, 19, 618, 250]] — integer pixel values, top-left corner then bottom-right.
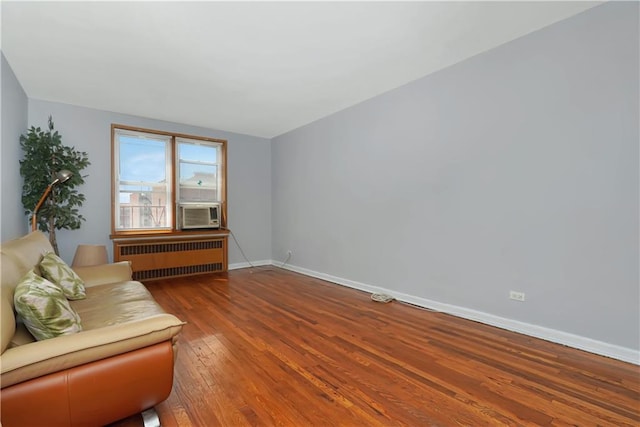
[[1, 1, 600, 139]]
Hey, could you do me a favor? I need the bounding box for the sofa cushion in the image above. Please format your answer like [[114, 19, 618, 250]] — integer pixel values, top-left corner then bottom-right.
[[39, 252, 86, 300], [73, 262, 133, 288], [1, 232, 54, 281], [70, 281, 167, 329], [13, 270, 83, 341]]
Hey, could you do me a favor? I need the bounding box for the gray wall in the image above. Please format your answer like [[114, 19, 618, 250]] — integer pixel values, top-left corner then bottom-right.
[[26, 100, 271, 266], [272, 2, 639, 350], [1, 53, 29, 241]]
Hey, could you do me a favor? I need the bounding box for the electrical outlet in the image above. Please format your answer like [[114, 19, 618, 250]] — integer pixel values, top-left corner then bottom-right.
[[509, 291, 525, 302]]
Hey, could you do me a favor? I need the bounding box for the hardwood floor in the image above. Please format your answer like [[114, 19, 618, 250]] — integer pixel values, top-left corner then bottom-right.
[[111, 267, 639, 426]]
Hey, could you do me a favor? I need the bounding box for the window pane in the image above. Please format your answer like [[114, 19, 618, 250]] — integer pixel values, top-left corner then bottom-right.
[[180, 164, 217, 187], [117, 187, 170, 229], [179, 164, 218, 202], [115, 131, 171, 230], [178, 140, 220, 203], [120, 136, 167, 182], [179, 143, 218, 163]]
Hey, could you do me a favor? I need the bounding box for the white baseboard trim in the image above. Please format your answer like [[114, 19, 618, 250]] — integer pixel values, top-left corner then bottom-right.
[[275, 262, 639, 365], [229, 259, 273, 270]]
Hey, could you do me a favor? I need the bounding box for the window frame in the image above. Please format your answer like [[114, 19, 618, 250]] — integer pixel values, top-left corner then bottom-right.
[[111, 124, 227, 236]]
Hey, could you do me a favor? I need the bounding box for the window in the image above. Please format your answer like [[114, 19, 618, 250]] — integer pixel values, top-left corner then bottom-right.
[[112, 125, 226, 234], [177, 137, 223, 204]]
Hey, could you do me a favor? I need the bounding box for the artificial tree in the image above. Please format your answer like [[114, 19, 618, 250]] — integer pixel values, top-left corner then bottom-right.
[[20, 116, 90, 255]]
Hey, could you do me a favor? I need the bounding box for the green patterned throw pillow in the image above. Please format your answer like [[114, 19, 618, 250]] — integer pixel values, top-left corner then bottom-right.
[[39, 252, 86, 300], [14, 270, 83, 340]]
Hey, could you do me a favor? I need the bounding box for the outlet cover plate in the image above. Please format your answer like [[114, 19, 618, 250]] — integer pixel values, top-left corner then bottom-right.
[[509, 291, 525, 302]]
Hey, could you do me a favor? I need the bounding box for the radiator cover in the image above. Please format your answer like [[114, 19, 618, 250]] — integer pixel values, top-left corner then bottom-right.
[[114, 236, 227, 281]]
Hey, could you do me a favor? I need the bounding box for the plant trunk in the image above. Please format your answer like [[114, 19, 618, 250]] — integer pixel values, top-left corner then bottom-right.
[[48, 215, 59, 255]]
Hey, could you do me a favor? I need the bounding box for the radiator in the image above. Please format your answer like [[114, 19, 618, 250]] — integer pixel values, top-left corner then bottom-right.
[[114, 237, 227, 281]]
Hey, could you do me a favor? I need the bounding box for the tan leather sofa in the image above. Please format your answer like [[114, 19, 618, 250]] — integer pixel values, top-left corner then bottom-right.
[[1, 231, 184, 426]]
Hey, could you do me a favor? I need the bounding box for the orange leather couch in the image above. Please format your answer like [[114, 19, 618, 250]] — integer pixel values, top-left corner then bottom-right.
[[1, 232, 184, 426]]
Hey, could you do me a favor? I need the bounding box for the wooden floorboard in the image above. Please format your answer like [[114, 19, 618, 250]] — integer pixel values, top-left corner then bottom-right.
[[110, 267, 639, 426]]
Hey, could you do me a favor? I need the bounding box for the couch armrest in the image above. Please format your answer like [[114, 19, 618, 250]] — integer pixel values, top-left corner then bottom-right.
[[1, 314, 184, 388], [72, 261, 132, 287]]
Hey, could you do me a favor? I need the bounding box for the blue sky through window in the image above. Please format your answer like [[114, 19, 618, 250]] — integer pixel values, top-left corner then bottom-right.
[[119, 136, 166, 182]]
